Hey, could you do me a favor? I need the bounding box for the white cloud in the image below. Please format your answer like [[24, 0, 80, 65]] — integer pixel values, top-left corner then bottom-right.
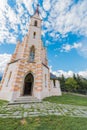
[[60, 38, 87, 58], [0, 0, 87, 45], [78, 71, 87, 78], [39, 7, 47, 18], [0, 0, 22, 44], [77, 39, 87, 58], [50, 66, 74, 78], [61, 44, 72, 52], [44, 0, 87, 37], [0, 54, 11, 76], [61, 42, 82, 52], [50, 66, 87, 79], [0, 0, 36, 44], [45, 40, 52, 46], [17, 0, 34, 15], [43, 0, 51, 11]]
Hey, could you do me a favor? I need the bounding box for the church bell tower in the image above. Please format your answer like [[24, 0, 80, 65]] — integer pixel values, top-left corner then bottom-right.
[[28, 6, 42, 47]]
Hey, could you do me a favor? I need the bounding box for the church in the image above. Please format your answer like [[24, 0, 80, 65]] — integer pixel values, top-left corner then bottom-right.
[[0, 7, 61, 101]]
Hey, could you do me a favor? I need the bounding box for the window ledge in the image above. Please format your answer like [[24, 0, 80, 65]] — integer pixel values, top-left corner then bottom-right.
[[28, 61, 36, 63]]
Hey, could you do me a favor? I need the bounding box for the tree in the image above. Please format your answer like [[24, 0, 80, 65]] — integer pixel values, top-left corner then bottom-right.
[[65, 78, 79, 92], [58, 75, 66, 91], [75, 75, 87, 94], [79, 78, 87, 94], [73, 74, 77, 80]]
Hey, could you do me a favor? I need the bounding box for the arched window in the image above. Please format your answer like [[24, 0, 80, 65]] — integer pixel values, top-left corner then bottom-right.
[[29, 46, 35, 62], [33, 32, 36, 39], [34, 20, 38, 26]]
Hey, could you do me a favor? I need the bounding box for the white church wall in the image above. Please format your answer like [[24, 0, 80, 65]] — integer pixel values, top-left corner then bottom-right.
[[2, 62, 17, 89], [41, 65, 49, 99], [49, 80, 62, 96], [0, 62, 18, 101]]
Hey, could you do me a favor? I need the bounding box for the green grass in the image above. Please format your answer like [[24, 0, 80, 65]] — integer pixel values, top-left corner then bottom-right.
[[43, 93, 87, 106], [0, 100, 8, 106], [0, 116, 87, 130], [0, 94, 87, 130]]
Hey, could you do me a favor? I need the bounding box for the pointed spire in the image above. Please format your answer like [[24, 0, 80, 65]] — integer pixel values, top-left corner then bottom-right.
[[35, 4, 39, 15]]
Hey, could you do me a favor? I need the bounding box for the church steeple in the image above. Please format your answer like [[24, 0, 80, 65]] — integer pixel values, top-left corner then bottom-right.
[[31, 4, 41, 20], [35, 4, 39, 15], [28, 4, 42, 46]]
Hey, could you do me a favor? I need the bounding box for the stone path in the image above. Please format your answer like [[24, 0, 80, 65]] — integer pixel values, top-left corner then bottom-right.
[[0, 102, 87, 118]]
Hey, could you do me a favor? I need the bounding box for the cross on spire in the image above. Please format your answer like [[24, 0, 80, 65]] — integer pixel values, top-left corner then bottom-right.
[[36, 4, 39, 15]]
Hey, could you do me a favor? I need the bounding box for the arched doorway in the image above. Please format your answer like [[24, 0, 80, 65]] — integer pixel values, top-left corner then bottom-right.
[[24, 73, 34, 96]]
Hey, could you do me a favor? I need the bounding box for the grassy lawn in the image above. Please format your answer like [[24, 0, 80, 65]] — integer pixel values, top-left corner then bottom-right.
[[0, 94, 87, 130], [0, 116, 87, 130], [0, 100, 8, 106], [43, 93, 87, 106]]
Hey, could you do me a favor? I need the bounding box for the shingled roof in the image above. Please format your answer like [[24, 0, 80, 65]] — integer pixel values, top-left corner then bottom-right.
[[0, 76, 2, 81], [50, 73, 58, 80]]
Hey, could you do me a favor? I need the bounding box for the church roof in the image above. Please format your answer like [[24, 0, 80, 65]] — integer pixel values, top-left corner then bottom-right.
[[50, 73, 58, 80], [30, 4, 41, 20], [0, 76, 2, 81]]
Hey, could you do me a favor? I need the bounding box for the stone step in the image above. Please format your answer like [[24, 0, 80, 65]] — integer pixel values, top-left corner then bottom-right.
[[14, 100, 40, 103], [16, 96, 38, 98], [15, 99, 39, 101], [16, 97, 38, 100], [15, 96, 40, 101], [8, 101, 41, 105], [8, 96, 42, 105]]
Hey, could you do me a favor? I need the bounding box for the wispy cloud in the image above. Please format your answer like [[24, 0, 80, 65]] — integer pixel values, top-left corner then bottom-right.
[[50, 66, 87, 79], [60, 37, 87, 59], [0, 54, 11, 76], [0, 0, 38, 44], [0, 0, 87, 45], [61, 42, 82, 52], [43, 0, 51, 11], [77, 38, 87, 58], [43, 0, 87, 37]]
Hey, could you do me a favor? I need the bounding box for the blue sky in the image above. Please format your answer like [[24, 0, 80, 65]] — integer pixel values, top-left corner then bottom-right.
[[0, 0, 87, 78]]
